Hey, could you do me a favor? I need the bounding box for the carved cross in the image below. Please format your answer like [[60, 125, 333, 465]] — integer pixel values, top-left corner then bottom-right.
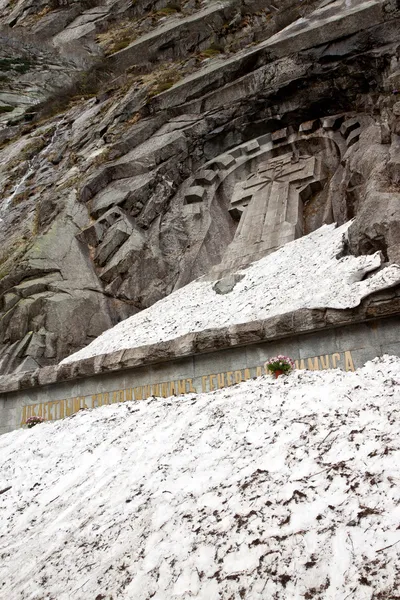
[[225, 152, 325, 267]]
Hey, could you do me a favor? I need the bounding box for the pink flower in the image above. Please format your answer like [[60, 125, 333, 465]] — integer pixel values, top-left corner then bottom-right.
[[265, 355, 295, 376]]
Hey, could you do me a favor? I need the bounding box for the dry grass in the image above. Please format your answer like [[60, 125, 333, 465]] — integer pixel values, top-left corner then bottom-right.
[[97, 1, 183, 56], [145, 66, 182, 98], [92, 148, 111, 167], [10, 190, 30, 206], [125, 112, 141, 127], [199, 44, 224, 59], [97, 20, 139, 56]]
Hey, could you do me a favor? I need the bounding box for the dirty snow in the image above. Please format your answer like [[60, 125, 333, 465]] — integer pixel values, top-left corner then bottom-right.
[[61, 223, 400, 364], [1, 356, 399, 599]]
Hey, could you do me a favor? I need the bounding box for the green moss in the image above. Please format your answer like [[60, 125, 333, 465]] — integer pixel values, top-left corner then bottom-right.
[[146, 66, 182, 98], [200, 42, 225, 59], [108, 37, 132, 54], [201, 47, 222, 58], [0, 57, 33, 74], [148, 81, 174, 97], [156, 7, 177, 15], [0, 238, 31, 281]]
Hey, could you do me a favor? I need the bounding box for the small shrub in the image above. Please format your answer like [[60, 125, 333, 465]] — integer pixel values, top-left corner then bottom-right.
[[26, 416, 45, 428], [109, 37, 132, 54], [147, 67, 182, 97], [149, 80, 173, 96], [199, 42, 225, 59], [0, 57, 33, 74], [201, 47, 221, 59], [153, 2, 182, 18]]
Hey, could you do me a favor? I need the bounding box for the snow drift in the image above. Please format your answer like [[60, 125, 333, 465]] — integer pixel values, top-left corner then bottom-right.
[[1, 356, 399, 599], [61, 223, 400, 364]]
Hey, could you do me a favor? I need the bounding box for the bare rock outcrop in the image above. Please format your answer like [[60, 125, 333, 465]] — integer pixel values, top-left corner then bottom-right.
[[0, 0, 399, 373]]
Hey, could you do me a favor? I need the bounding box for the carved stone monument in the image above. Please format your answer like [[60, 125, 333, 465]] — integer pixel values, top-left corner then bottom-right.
[[220, 153, 326, 272], [0, 0, 399, 374]]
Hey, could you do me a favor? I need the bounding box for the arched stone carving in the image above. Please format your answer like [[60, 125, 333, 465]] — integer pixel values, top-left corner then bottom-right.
[[180, 114, 363, 277], [221, 152, 326, 271]]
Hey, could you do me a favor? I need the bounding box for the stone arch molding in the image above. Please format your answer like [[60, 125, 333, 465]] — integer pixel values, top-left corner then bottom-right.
[[182, 114, 363, 277], [75, 113, 366, 296]]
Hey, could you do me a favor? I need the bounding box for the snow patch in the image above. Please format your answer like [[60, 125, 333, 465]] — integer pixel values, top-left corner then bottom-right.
[[0, 356, 399, 599], [61, 223, 400, 364]]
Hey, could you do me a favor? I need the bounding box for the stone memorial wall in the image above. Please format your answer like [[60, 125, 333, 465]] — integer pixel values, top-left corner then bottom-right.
[[1, 315, 399, 435], [0, 0, 399, 376], [0, 0, 399, 438]]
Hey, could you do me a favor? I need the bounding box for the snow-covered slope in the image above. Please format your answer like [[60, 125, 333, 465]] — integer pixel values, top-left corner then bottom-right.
[[1, 356, 399, 599], [61, 223, 400, 364]]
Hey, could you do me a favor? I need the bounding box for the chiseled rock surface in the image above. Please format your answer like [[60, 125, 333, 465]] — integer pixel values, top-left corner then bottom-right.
[[60, 223, 400, 364], [0, 0, 399, 373], [0, 355, 399, 598]]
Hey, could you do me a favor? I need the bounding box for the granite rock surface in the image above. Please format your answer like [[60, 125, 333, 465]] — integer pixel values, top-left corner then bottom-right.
[[0, 0, 399, 372]]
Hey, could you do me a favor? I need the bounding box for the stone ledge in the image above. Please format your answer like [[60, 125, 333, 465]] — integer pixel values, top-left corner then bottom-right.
[[150, 0, 393, 113], [0, 290, 398, 396]]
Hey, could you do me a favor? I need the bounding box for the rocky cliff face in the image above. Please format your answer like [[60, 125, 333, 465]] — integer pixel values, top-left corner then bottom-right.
[[0, 0, 399, 374]]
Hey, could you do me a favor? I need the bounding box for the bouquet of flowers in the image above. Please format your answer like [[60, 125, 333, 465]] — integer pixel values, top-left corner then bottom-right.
[[265, 355, 295, 378], [26, 416, 45, 429]]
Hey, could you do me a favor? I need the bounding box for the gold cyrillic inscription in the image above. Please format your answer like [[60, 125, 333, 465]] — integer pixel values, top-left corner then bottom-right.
[[20, 349, 356, 426]]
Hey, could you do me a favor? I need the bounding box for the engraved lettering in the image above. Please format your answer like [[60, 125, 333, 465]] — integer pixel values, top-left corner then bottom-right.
[[46, 402, 53, 420], [209, 375, 217, 391], [177, 380, 186, 394], [344, 350, 355, 372], [217, 373, 225, 389], [234, 370, 242, 384], [134, 387, 143, 401], [187, 379, 196, 393], [319, 355, 330, 370], [307, 357, 319, 371], [20, 405, 27, 426]]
